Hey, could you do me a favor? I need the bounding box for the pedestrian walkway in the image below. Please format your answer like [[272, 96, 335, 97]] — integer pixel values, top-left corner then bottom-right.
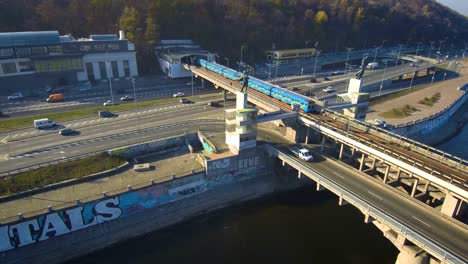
[[366, 62, 467, 126]]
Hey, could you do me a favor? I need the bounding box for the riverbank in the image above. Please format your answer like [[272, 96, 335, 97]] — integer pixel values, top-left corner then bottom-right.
[[413, 100, 468, 147]]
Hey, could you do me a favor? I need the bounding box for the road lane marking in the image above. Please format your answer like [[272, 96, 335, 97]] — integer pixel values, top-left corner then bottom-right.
[[332, 172, 344, 179], [412, 216, 431, 227], [367, 191, 383, 200]]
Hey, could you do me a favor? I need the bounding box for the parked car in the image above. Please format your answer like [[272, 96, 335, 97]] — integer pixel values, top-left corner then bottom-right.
[[7, 93, 23, 100], [173, 92, 185, 98], [59, 128, 77, 136], [103, 100, 114, 106], [322, 86, 335, 93], [120, 95, 134, 101]]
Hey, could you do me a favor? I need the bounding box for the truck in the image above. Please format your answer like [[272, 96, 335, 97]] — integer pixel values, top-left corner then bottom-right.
[[366, 62, 379, 69], [47, 93, 64, 103], [292, 147, 314, 161]]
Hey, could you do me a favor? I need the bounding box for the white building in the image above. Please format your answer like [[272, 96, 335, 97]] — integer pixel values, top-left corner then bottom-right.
[[0, 30, 138, 83], [156, 40, 215, 78]]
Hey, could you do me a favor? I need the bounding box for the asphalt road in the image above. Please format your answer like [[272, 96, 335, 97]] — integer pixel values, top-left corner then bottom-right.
[[0, 79, 210, 118], [280, 146, 468, 263], [0, 100, 231, 174]]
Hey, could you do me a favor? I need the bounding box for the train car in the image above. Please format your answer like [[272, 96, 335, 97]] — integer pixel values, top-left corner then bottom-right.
[[195, 58, 314, 112]]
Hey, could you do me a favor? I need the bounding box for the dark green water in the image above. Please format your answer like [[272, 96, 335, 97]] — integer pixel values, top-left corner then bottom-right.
[[66, 187, 398, 264]]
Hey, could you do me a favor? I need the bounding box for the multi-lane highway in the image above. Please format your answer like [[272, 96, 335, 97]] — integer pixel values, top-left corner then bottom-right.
[[0, 98, 231, 175], [0, 78, 209, 118]]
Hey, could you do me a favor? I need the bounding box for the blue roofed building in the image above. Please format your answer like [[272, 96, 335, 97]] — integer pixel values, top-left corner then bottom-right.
[[0, 30, 138, 93]]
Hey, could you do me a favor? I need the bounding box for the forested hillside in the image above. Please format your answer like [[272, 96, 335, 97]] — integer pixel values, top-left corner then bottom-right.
[[0, 0, 466, 72]]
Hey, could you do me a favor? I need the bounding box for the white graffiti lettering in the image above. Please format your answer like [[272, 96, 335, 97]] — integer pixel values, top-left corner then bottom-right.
[[210, 158, 231, 169], [238, 156, 259, 169]]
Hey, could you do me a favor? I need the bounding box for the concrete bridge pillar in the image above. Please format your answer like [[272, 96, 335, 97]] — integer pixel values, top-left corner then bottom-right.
[[441, 193, 466, 218], [414, 71, 419, 78], [398, 75, 403, 81], [338, 144, 344, 160], [422, 180, 430, 194], [320, 136, 326, 152], [383, 165, 391, 183], [410, 179, 419, 197], [426, 68, 430, 75], [395, 247, 429, 264], [359, 153, 366, 171], [305, 127, 310, 144], [222, 89, 227, 101], [298, 170, 301, 179]]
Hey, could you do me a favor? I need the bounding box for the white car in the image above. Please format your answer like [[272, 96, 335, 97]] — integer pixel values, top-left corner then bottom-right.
[[7, 93, 23, 100], [103, 100, 114, 106], [322, 86, 335, 93], [298, 148, 313, 162], [173, 92, 185, 98]]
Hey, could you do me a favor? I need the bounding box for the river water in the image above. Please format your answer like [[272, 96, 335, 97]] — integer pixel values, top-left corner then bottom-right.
[[67, 188, 398, 264], [67, 124, 466, 264]]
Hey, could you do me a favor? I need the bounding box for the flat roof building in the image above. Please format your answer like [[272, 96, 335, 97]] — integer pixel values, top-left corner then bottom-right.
[[0, 30, 138, 86], [265, 48, 317, 64], [156, 40, 215, 78]]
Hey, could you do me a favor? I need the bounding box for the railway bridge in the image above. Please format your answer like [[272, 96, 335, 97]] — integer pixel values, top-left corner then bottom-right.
[[185, 63, 468, 264]]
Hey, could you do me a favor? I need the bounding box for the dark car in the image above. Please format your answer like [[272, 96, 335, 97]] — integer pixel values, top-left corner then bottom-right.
[[208, 101, 219, 107], [59, 128, 77, 136], [98, 111, 114, 118]]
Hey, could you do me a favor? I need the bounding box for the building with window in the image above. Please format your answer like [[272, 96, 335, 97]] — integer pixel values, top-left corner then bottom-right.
[[156, 40, 215, 78], [265, 48, 317, 65], [0, 30, 138, 83]]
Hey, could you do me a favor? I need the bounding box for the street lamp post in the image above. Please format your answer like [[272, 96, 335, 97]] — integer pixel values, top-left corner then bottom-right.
[[373, 46, 378, 64], [275, 60, 279, 82], [313, 50, 320, 79], [225, 57, 230, 68], [344, 47, 353, 74], [131, 76, 139, 131], [415, 42, 421, 57], [395, 44, 403, 66], [105, 61, 114, 106], [379, 62, 388, 96], [239, 45, 247, 72]]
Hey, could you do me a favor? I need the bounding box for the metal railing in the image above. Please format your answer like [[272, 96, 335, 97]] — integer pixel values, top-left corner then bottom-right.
[[268, 146, 466, 264]]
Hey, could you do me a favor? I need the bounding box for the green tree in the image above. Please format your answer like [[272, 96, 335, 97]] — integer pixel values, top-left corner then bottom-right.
[[119, 6, 139, 42]]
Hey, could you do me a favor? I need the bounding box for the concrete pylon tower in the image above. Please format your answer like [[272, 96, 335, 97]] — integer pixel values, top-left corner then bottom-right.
[[225, 92, 258, 154], [342, 78, 370, 120]]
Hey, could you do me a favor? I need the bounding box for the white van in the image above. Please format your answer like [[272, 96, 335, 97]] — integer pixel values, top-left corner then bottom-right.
[[33, 118, 56, 129]]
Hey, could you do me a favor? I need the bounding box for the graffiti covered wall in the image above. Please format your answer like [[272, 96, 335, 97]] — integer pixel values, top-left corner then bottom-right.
[[0, 174, 206, 253]]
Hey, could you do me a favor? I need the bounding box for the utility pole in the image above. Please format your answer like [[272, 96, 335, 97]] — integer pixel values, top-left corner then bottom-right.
[[105, 61, 114, 107], [313, 50, 321, 79], [225, 57, 230, 68], [395, 44, 403, 67], [239, 45, 247, 72], [379, 62, 388, 96], [131, 76, 139, 131], [344, 47, 353, 74]]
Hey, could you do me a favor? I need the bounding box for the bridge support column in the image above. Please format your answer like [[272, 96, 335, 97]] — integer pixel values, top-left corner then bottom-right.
[[320, 136, 326, 152], [422, 180, 430, 194], [395, 246, 429, 264], [222, 89, 227, 101], [364, 213, 375, 224], [383, 165, 391, 183], [338, 144, 344, 160], [395, 169, 402, 180], [410, 179, 419, 197], [398, 75, 403, 81], [298, 170, 301, 179], [414, 71, 419, 78], [338, 196, 349, 206], [441, 193, 466, 218], [316, 183, 325, 191], [359, 154, 366, 171], [305, 127, 310, 144], [351, 147, 356, 158]]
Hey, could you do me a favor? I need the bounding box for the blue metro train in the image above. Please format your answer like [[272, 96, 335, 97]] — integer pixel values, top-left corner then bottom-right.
[[195, 58, 315, 113]]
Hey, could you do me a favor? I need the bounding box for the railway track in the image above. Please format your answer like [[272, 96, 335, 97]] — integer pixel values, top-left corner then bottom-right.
[[196, 66, 468, 189]]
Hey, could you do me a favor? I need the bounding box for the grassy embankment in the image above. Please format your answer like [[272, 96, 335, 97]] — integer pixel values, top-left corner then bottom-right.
[[0, 153, 125, 196], [0, 96, 199, 132]]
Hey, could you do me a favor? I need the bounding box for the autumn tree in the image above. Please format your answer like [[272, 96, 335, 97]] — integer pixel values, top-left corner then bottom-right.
[[119, 6, 139, 42]]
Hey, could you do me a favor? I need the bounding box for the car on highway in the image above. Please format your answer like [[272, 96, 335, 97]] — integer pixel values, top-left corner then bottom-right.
[[98, 111, 114, 118], [180, 98, 190, 104], [374, 119, 387, 128], [322, 86, 335, 93], [7, 92, 23, 100], [34, 118, 56, 129], [173, 92, 185, 98], [59, 128, 78, 136], [208, 101, 219, 107], [120, 95, 134, 101], [290, 87, 299, 91], [103, 100, 114, 106], [409, 63, 416, 67]]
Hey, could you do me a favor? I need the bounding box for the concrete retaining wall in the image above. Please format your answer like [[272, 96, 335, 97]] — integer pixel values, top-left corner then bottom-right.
[[390, 92, 467, 137], [108, 133, 198, 159]]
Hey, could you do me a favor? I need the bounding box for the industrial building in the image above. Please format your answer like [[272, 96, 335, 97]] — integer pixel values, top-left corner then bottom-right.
[[156, 40, 215, 78]]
